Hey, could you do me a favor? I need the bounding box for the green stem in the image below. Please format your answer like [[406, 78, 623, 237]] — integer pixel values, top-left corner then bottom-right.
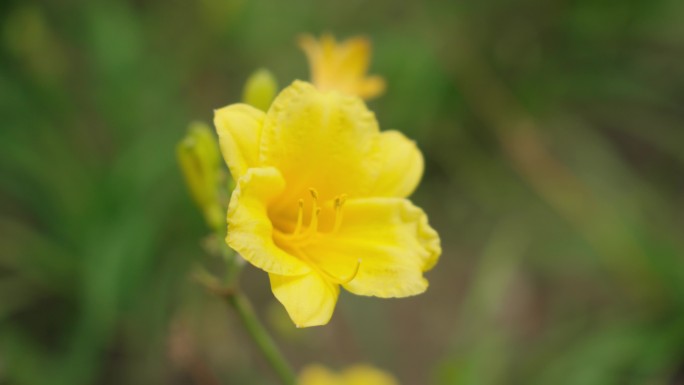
[[225, 291, 297, 385]]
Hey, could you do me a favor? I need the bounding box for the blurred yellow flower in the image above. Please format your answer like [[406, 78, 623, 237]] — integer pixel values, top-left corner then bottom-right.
[[214, 81, 440, 327], [177, 122, 224, 230], [299, 34, 386, 100], [299, 364, 399, 385]]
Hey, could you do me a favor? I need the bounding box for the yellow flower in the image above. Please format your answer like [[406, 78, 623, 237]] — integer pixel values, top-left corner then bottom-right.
[[299, 364, 399, 385], [299, 34, 386, 100], [214, 81, 440, 327]]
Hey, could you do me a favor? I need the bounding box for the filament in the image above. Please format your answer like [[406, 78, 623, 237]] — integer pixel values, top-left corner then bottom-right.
[[332, 194, 347, 233], [273, 189, 348, 246], [272, 189, 359, 285], [293, 199, 304, 235], [297, 248, 362, 285]]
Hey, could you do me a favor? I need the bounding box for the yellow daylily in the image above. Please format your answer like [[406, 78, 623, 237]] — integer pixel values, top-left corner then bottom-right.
[[299, 34, 386, 100], [299, 364, 399, 385], [214, 81, 440, 327]]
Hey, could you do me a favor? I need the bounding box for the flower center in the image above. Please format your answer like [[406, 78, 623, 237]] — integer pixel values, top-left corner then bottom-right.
[[275, 188, 347, 243], [272, 188, 360, 285]]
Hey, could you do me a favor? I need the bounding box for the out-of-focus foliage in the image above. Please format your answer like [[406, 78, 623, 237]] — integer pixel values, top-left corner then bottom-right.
[[0, 1, 683, 385]]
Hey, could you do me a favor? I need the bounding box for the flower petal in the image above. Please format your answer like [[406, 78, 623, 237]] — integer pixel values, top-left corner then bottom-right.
[[336, 36, 372, 78], [214, 103, 264, 179], [227, 167, 311, 276], [371, 130, 424, 198], [302, 197, 441, 298], [269, 271, 339, 328], [261, 81, 381, 208], [356, 75, 386, 100], [298, 34, 327, 86]]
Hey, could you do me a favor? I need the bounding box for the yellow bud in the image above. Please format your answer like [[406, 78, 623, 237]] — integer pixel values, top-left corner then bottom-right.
[[299, 364, 399, 385], [242, 68, 278, 111], [177, 122, 224, 230]]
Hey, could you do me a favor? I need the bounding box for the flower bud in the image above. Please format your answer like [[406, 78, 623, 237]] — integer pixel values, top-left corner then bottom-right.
[[242, 68, 278, 111], [177, 122, 224, 230]]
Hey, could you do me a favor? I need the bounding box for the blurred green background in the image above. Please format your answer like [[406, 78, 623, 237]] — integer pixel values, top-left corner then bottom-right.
[[2, 0, 684, 384]]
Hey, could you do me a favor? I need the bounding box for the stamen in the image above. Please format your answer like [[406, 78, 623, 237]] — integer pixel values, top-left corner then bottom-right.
[[315, 258, 361, 285], [304, 207, 320, 235], [296, 248, 362, 285], [331, 258, 361, 284], [276, 189, 349, 245], [301, 188, 321, 236], [332, 194, 348, 233], [293, 199, 304, 235]]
